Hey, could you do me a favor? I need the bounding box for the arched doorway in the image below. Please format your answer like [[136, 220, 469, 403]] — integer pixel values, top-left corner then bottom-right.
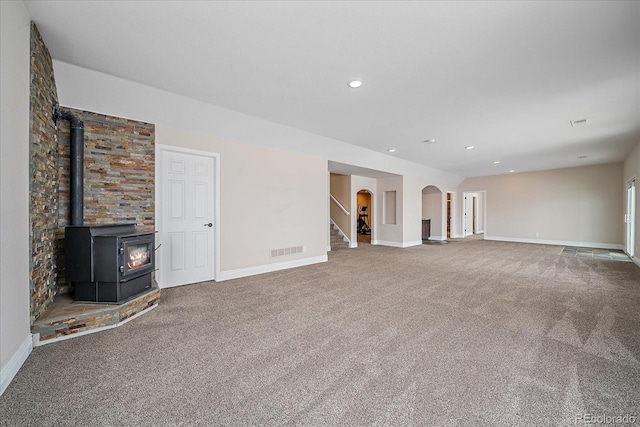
[[357, 190, 373, 244], [421, 185, 444, 241]]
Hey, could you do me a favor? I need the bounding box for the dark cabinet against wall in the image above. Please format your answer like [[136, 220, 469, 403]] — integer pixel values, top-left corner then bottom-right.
[[422, 219, 431, 240]]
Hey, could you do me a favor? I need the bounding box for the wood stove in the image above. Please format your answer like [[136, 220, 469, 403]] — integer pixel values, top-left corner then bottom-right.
[[66, 223, 155, 303]]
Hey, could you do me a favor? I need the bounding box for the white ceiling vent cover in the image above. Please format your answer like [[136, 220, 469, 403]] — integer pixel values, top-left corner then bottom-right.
[[570, 118, 590, 127]]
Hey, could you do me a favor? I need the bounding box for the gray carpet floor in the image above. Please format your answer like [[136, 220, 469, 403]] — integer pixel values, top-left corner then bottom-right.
[[1, 239, 639, 426]]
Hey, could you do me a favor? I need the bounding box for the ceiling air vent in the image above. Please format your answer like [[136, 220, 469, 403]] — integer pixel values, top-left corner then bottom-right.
[[570, 118, 590, 127]]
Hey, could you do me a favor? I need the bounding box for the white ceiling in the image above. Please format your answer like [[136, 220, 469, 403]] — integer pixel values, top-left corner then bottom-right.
[[328, 161, 399, 179], [24, 0, 640, 178]]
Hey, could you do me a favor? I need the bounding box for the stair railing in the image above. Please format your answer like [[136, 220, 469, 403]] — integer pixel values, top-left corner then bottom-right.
[[330, 194, 350, 216]]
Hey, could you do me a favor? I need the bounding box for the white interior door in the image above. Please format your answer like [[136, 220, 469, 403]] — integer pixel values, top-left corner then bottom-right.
[[160, 149, 216, 288], [626, 179, 635, 257]]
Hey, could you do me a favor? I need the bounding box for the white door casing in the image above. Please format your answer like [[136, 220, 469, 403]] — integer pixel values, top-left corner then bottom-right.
[[626, 178, 636, 257], [472, 195, 478, 234], [156, 145, 219, 288], [463, 194, 472, 237]]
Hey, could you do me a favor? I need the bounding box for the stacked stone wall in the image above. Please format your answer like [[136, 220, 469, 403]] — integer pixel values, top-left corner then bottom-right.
[[29, 23, 59, 322], [56, 109, 155, 292]]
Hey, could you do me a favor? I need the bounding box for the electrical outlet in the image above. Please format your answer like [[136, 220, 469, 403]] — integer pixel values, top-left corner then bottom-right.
[[535, 232, 539, 237]]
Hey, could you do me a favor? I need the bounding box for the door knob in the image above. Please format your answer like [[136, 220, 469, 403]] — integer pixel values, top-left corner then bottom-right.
[[204, 223, 213, 227]]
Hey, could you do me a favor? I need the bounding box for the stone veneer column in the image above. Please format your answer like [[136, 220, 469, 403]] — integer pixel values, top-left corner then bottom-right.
[[29, 22, 60, 323]]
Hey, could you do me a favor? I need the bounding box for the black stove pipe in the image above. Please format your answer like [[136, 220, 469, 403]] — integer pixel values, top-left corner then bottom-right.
[[54, 108, 84, 226]]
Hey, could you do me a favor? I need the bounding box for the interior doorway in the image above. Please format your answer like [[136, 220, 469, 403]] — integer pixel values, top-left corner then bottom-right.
[[421, 185, 444, 240], [626, 178, 636, 257], [357, 190, 373, 244], [462, 191, 485, 238], [157, 145, 219, 288]]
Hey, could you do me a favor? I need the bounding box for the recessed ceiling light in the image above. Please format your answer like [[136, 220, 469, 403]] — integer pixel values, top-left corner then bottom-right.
[[509, 170, 515, 173], [465, 145, 475, 150], [493, 160, 501, 164], [348, 80, 363, 88], [422, 139, 436, 144], [387, 148, 396, 153]]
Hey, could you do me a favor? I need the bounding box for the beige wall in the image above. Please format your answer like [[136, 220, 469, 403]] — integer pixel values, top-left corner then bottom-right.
[[376, 176, 404, 245], [329, 173, 352, 241], [623, 140, 640, 261], [157, 125, 328, 273], [459, 163, 624, 247], [477, 192, 485, 233], [446, 191, 456, 238], [1, 0, 32, 394]]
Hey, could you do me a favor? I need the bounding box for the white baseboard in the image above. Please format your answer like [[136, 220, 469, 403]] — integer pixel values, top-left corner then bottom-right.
[[484, 236, 624, 250], [219, 255, 328, 281], [372, 239, 400, 247], [427, 235, 444, 241], [372, 240, 422, 248], [631, 256, 640, 269], [1, 334, 32, 396], [327, 245, 332, 252], [349, 242, 358, 248]]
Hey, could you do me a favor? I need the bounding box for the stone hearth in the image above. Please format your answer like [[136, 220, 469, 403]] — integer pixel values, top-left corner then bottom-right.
[[31, 284, 160, 345]]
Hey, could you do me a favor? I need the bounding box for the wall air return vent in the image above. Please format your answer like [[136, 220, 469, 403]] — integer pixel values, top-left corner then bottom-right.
[[570, 118, 590, 127], [270, 246, 305, 259]]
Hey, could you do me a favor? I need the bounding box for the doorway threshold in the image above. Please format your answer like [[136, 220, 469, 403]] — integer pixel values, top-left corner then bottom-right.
[[422, 239, 450, 245], [561, 246, 632, 262]]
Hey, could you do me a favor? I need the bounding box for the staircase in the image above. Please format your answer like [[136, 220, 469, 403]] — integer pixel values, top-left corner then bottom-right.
[[330, 224, 349, 251]]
